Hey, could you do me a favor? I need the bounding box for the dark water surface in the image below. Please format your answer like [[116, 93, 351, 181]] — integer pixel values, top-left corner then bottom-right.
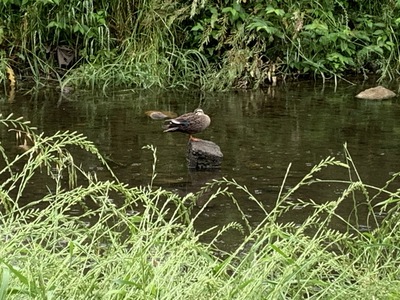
[[1, 81, 400, 246]]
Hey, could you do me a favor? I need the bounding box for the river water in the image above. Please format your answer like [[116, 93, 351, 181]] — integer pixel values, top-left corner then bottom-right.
[[1, 81, 399, 247]]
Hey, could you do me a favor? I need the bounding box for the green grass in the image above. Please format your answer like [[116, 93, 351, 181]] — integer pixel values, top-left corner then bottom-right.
[[1, 114, 400, 299]]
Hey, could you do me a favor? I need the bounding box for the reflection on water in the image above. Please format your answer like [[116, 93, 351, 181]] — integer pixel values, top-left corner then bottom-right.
[[1, 82, 400, 241]]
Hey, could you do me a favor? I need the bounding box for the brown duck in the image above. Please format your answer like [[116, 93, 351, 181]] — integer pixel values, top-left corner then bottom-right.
[[163, 108, 211, 141]]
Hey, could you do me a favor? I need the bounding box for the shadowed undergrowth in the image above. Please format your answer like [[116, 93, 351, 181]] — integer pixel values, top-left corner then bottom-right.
[[1, 114, 400, 299]]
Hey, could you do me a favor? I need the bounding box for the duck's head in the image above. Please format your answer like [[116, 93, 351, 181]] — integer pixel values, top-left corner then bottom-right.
[[194, 108, 205, 115]]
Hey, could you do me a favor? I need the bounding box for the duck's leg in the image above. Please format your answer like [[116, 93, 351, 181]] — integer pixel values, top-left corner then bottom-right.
[[189, 135, 202, 142]]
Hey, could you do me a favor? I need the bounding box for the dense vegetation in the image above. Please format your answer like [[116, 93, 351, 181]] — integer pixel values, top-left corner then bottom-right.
[[1, 114, 400, 299], [1, 0, 400, 90]]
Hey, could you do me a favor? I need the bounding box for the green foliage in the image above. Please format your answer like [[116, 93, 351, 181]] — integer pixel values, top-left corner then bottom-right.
[[1, 0, 206, 89], [1, 115, 400, 298], [1, 0, 110, 81], [188, 0, 400, 88], [1, 0, 400, 90]]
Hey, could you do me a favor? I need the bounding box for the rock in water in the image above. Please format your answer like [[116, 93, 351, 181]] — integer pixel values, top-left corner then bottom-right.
[[187, 140, 223, 169], [355, 86, 396, 100], [145, 110, 177, 120]]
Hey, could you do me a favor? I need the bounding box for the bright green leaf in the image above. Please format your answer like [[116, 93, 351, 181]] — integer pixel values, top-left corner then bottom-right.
[[265, 6, 285, 16]]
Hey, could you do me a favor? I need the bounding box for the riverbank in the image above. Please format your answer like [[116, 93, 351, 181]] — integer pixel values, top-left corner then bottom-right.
[[2, 0, 400, 91]]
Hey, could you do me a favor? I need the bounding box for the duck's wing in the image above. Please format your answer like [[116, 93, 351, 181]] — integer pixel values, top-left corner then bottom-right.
[[163, 112, 195, 132]]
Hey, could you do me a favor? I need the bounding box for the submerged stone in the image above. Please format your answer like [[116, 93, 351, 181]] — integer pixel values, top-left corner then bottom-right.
[[145, 110, 177, 120], [187, 139, 223, 169], [355, 86, 396, 100]]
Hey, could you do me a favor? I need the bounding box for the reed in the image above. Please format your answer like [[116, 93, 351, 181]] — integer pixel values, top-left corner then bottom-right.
[[0, 115, 400, 299]]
